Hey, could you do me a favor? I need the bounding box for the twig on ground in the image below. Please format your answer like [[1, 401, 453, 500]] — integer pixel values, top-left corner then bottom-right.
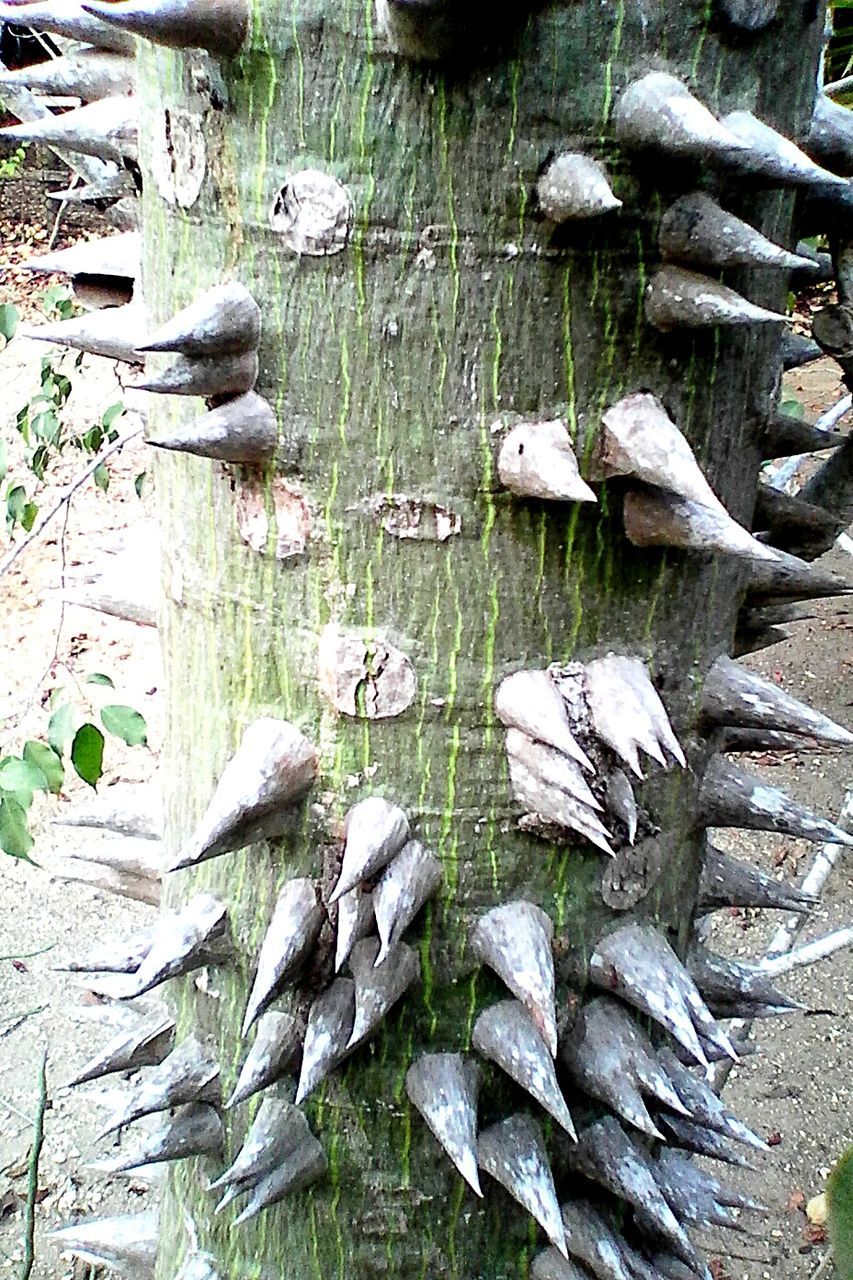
[[0, 426, 143, 584], [0, 1009, 46, 1042], [0, 946, 55, 963], [762, 925, 853, 977], [18, 1051, 47, 1280]]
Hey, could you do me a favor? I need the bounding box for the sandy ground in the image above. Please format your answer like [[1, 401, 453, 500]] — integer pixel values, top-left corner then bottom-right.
[[0, 320, 850, 1276]]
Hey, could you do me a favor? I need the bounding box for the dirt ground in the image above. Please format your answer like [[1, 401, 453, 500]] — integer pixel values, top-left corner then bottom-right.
[[0, 188, 851, 1280]]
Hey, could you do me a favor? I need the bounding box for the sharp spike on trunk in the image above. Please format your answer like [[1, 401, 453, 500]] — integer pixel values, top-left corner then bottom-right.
[[761, 412, 846, 459], [91, 1103, 224, 1173], [722, 109, 848, 186], [531, 1248, 591, 1280], [565, 1118, 699, 1268], [48, 171, 137, 203], [659, 192, 814, 273], [658, 1115, 753, 1167], [698, 754, 853, 846], [591, 392, 727, 514], [781, 331, 824, 371], [582, 653, 687, 777], [807, 94, 853, 177], [720, 725, 834, 751], [686, 944, 806, 1016], [131, 350, 259, 398], [497, 418, 597, 503], [52, 782, 162, 842], [588, 923, 735, 1068], [506, 729, 603, 812], [22, 230, 139, 282], [659, 1149, 765, 1222], [716, 0, 778, 30], [226, 1011, 304, 1108], [0, 50, 135, 100], [48, 1210, 159, 1277], [22, 303, 147, 364], [478, 1113, 567, 1256], [645, 265, 788, 331], [0, 96, 138, 163], [653, 1150, 746, 1229], [241, 879, 324, 1036], [81, 0, 249, 55], [656, 1047, 768, 1152], [231, 1135, 328, 1226], [405, 1053, 482, 1196], [612, 72, 747, 160], [169, 719, 318, 872], [744, 548, 853, 604], [473, 1000, 576, 1137], [138, 284, 261, 357], [346, 938, 420, 1050], [328, 796, 410, 903], [604, 769, 638, 844], [101, 893, 230, 999], [798, 434, 853, 531], [295, 978, 355, 1103], [651, 1253, 711, 1280], [702, 654, 853, 745], [561, 996, 687, 1137], [558, 1198, 640, 1280], [334, 886, 373, 973], [46, 841, 162, 905], [67, 1013, 175, 1087], [622, 481, 778, 563], [753, 483, 843, 561], [470, 900, 557, 1056], [211, 1098, 311, 1196], [698, 845, 818, 916], [495, 670, 594, 773], [373, 840, 442, 965], [57, 920, 157, 974], [0, 0, 136, 51], [99, 1036, 220, 1138], [732, 621, 791, 659], [537, 152, 621, 222], [507, 750, 615, 855], [147, 392, 278, 465]]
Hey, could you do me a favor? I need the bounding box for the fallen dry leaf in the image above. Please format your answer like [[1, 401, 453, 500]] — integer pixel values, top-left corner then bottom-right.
[[787, 1189, 807, 1214], [808, 1192, 828, 1226]]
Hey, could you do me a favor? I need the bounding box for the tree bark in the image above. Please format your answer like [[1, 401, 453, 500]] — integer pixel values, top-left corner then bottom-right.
[[134, 3, 828, 1277]]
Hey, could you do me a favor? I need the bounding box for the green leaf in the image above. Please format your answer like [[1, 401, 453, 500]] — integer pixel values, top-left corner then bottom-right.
[[134, 472, 147, 499], [93, 464, 110, 493], [21, 502, 38, 532], [102, 402, 125, 429], [0, 797, 34, 862], [23, 741, 64, 795], [6, 484, 27, 528], [101, 705, 148, 748], [0, 303, 18, 343], [71, 724, 104, 788], [86, 673, 115, 688], [0, 757, 47, 796], [829, 1148, 853, 1280], [48, 702, 75, 756], [779, 396, 805, 421]]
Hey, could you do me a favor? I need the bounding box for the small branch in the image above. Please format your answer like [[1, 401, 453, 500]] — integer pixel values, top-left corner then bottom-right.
[[0, 1009, 46, 1042], [824, 73, 853, 96], [0, 946, 55, 963], [761, 925, 853, 977], [18, 1051, 47, 1280], [0, 427, 143, 584]]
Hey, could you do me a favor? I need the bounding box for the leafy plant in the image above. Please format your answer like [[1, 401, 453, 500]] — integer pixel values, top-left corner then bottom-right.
[[0, 143, 27, 181], [829, 1147, 853, 1280], [0, 680, 149, 861], [2, 287, 129, 536]]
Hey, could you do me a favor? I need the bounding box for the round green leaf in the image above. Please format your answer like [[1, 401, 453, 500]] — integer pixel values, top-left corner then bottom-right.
[[101, 705, 148, 748], [86, 673, 115, 688], [829, 1148, 853, 1280], [23, 742, 64, 795], [0, 797, 35, 861], [0, 303, 18, 343], [71, 724, 104, 788], [48, 703, 75, 756], [0, 757, 48, 797]]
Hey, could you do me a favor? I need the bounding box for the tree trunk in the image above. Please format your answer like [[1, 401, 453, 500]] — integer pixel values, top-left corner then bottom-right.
[[35, 1, 844, 1277]]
